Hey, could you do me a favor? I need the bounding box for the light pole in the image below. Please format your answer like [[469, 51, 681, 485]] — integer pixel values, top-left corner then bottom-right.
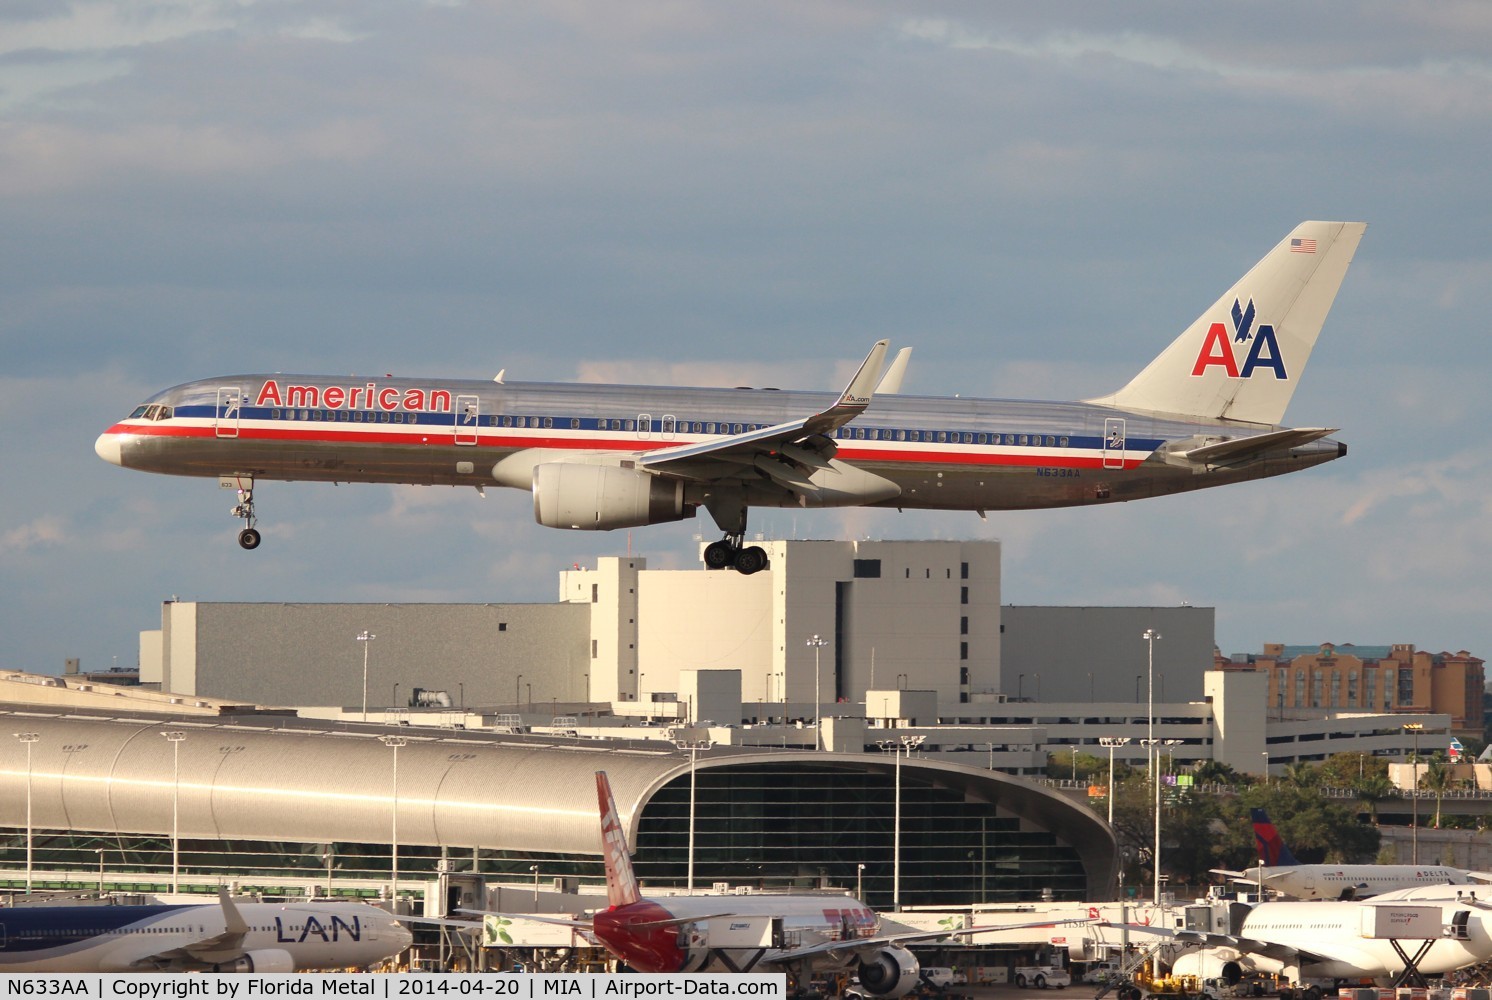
[[806, 635, 828, 741], [878, 734, 925, 910], [1403, 722, 1424, 864], [673, 738, 714, 893], [530, 864, 540, 906], [96, 847, 105, 895], [515, 674, 523, 713], [15, 733, 39, 893], [379, 735, 407, 900], [357, 631, 376, 722], [1143, 629, 1160, 786], [1143, 737, 1181, 906], [1099, 737, 1130, 827], [856, 862, 865, 900], [160, 731, 186, 893]]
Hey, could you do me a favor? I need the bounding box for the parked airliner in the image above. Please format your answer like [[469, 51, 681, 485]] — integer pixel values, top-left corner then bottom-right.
[[96, 221, 1364, 572], [1109, 895, 1492, 987], [444, 772, 1087, 992], [0, 888, 412, 972], [1212, 809, 1490, 900]]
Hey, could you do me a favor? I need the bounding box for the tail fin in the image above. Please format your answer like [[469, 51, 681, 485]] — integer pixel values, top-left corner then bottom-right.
[[1086, 221, 1366, 425], [1250, 808, 1302, 867], [597, 771, 642, 908]]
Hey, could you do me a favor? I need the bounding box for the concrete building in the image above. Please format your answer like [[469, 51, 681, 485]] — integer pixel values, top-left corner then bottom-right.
[[1225, 643, 1485, 736], [0, 706, 1116, 908], [1000, 605, 1215, 702]]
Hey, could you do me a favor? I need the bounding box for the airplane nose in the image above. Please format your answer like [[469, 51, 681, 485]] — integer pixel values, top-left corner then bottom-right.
[[94, 431, 123, 466]]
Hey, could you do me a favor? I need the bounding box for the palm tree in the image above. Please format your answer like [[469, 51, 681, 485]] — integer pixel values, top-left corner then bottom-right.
[[1284, 761, 1318, 789], [1355, 774, 1398, 822], [1422, 757, 1454, 829]]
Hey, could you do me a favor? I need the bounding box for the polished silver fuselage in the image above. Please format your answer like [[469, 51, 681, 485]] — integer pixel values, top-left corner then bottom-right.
[[98, 373, 1344, 512]]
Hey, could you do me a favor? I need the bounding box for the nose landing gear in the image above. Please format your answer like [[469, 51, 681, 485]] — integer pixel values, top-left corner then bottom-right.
[[232, 487, 261, 550]]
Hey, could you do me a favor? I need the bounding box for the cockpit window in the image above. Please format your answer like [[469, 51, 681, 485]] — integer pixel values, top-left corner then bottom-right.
[[130, 406, 149, 419], [135, 404, 174, 421]]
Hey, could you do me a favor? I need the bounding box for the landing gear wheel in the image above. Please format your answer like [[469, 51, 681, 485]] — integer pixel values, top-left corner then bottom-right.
[[703, 540, 735, 570], [734, 545, 769, 575], [238, 528, 261, 550]]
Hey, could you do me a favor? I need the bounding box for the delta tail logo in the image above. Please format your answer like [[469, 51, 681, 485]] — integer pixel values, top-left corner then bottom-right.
[[1191, 298, 1287, 380]]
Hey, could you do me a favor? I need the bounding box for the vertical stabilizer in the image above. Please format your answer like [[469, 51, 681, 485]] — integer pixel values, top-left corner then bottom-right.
[[1086, 221, 1366, 425], [597, 771, 642, 908], [1250, 808, 1302, 867]]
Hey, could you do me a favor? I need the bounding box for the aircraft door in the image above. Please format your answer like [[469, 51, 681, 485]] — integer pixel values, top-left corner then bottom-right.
[[216, 387, 242, 439], [1102, 417, 1125, 469], [661, 414, 677, 441], [456, 395, 479, 446], [637, 413, 652, 440]]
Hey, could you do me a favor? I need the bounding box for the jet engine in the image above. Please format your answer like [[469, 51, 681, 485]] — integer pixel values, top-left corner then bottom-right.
[[856, 945, 920, 998], [532, 463, 689, 531], [1171, 950, 1244, 985], [210, 949, 296, 973]]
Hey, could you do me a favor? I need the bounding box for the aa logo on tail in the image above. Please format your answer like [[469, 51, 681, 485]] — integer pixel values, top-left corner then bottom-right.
[[1191, 298, 1287, 380]]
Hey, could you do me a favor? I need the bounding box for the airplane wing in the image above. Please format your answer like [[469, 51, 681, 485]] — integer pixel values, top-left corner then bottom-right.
[[1097, 921, 1305, 968], [1165, 428, 1338, 470], [771, 917, 1097, 964], [639, 340, 889, 486], [128, 888, 251, 970]]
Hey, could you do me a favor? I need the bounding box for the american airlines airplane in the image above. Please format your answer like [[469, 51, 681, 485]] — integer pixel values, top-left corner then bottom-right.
[[0, 888, 412, 973], [95, 221, 1364, 573], [1212, 810, 1490, 901]]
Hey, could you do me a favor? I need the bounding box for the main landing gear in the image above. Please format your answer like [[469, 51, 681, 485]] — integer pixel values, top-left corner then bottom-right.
[[232, 486, 261, 550], [703, 533, 769, 575]]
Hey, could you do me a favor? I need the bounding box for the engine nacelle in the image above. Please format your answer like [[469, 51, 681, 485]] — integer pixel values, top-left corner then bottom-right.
[[532, 463, 688, 531], [1171, 950, 1244, 984], [856, 945, 920, 998], [211, 949, 295, 973]]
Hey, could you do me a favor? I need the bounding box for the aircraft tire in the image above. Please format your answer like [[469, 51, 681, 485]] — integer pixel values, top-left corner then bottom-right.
[[703, 540, 735, 570], [238, 528, 262, 550], [734, 545, 768, 575]]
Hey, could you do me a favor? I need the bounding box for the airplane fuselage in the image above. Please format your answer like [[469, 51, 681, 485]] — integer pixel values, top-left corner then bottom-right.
[[96, 374, 1344, 513], [591, 892, 878, 974], [1260, 865, 1480, 901], [0, 900, 410, 973]]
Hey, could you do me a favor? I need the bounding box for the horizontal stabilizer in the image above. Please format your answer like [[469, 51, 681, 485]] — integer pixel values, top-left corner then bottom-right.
[[1169, 427, 1338, 468]]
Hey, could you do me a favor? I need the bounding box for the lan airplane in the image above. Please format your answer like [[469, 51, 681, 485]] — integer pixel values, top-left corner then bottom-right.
[[1212, 809, 1491, 901], [0, 887, 412, 972], [95, 221, 1364, 573]]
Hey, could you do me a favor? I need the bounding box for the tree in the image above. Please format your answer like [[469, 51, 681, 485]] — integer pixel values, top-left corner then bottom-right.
[[1422, 756, 1455, 829], [1212, 785, 1378, 867], [1191, 760, 1245, 787], [1318, 751, 1389, 788], [1283, 761, 1319, 789], [1355, 774, 1398, 822]]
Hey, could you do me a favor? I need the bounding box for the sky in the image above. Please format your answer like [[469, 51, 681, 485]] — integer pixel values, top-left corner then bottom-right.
[[3, 2, 1492, 678]]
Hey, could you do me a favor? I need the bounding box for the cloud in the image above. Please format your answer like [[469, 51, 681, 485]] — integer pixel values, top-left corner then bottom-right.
[[0, 516, 67, 555]]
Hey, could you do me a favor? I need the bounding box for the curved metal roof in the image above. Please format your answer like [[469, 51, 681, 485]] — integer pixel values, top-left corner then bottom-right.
[[0, 710, 1114, 894]]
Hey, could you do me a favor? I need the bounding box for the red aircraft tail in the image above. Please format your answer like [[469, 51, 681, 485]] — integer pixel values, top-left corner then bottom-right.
[[597, 771, 642, 909]]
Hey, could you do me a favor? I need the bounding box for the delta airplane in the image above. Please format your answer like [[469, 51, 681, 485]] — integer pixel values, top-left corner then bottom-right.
[[1211, 809, 1490, 901], [95, 221, 1364, 573], [1109, 895, 1492, 988], [445, 772, 1087, 993], [0, 887, 412, 973]]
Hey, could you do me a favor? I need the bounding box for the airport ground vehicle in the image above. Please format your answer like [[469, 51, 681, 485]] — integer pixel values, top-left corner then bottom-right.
[[1013, 965, 1071, 989]]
